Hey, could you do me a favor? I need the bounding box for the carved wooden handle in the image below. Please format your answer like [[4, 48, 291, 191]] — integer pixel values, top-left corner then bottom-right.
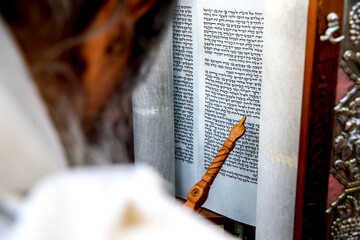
[[184, 116, 246, 212]]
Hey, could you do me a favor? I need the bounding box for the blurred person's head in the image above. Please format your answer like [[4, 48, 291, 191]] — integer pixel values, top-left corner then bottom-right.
[[0, 0, 176, 165]]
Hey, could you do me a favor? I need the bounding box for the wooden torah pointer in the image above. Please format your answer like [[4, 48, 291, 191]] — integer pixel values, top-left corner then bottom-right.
[[184, 116, 246, 212]]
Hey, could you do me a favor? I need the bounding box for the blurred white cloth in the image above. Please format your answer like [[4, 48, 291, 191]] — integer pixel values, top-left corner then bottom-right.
[[8, 166, 235, 240], [0, 15, 67, 235], [0, 16, 67, 198]]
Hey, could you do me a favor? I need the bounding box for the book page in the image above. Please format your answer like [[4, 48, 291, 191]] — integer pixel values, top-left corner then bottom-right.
[[173, 0, 199, 198], [174, 0, 264, 226]]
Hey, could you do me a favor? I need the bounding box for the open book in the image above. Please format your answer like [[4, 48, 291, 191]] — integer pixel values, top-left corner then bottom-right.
[[173, 0, 264, 226]]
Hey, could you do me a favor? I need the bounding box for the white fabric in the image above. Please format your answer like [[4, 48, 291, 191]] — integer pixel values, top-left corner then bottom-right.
[[256, 0, 309, 239], [0, 17, 66, 199], [9, 166, 235, 240]]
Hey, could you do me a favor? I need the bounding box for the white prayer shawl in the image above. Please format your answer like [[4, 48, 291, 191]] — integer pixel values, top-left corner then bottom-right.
[[0, 16, 67, 205], [9, 166, 236, 240]]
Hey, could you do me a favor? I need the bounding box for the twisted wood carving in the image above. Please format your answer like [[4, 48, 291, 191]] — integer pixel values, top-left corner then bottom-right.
[[184, 116, 246, 212]]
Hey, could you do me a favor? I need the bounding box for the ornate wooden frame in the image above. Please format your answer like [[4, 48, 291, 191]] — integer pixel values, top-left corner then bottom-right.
[[294, 0, 344, 239]]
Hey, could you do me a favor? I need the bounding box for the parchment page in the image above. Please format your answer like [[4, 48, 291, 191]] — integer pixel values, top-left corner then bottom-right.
[[173, 0, 200, 198], [133, 27, 175, 191], [256, 0, 308, 238], [174, 0, 264, 226]]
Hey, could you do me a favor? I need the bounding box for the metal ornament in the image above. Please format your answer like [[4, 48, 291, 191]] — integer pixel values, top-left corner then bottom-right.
[[320, 13, 345, 44], [328, 2, 360, 239], [349, 2, 360, 46]]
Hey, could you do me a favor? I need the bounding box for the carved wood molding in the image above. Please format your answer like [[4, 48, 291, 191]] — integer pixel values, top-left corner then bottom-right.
[[294, 0, 343, 239]]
